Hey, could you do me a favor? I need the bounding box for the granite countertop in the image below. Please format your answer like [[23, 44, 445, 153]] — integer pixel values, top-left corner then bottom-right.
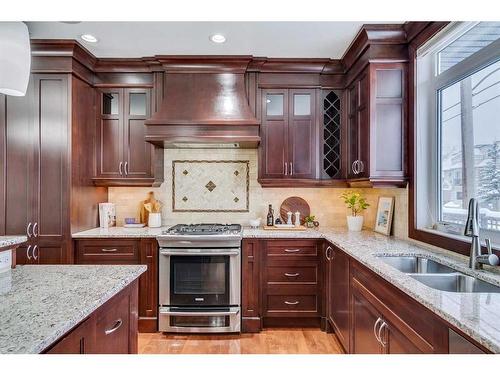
[[73, 226, 165, 238], [0, 264, 146, 354], [0, 236, 28, 251], [72, 225, 500, 352]]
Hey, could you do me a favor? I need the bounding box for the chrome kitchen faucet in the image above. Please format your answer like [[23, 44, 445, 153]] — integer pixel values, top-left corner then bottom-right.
[[464, 198, 500, 269]]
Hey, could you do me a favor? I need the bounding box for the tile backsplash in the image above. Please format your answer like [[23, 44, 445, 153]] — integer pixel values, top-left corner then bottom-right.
[[108, 148, 409, 239]]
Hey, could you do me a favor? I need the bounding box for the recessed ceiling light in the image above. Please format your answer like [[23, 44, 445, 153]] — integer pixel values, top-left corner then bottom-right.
[[81, 34, 98, 43], [210, 34, 226, 44]]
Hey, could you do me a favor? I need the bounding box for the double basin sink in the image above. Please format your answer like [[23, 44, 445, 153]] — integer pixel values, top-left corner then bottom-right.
[[377, 255, 500, 293]]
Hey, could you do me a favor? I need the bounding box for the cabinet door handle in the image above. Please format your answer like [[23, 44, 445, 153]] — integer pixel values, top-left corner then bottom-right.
[[124, 161, 129, 176], [284, 162, 288, 176], [284, 272, 300, 277], [351, 161, 357, 175], [26, 222, 32, 238], [33, 222, 39, 237], [325, 246, 333, 261], [284, 248, 301, 253], [373, 317, 383, 344], [284, 300, 300, 305], [105, 319, 123, 335], [32, 245, 39, 261], [378, 321, 388, 347], [119, 162, 123, 176], [290, 162, 293, 176], [26, 245, 32, 261], [358, 160, 364, 173], [101, 248, 118, 252]]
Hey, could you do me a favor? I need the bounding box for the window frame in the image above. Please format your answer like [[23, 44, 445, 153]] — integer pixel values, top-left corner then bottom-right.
[[410, 22, 500, 255]]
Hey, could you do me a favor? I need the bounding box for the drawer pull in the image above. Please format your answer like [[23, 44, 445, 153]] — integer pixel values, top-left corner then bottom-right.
[[101, 248, 118, 252], [105, 319, 123, 335], [284, 272, 300, 277], [284, 300, 300, 305], [284, 248, 301, 253]]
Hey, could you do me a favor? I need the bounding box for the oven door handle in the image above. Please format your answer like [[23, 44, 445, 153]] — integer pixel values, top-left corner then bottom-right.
[[159, 308, 240, 317], [160, 250, 240, 256]]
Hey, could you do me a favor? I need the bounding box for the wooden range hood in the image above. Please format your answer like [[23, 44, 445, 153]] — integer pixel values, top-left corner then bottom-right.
[[144, 56, 260, 148]]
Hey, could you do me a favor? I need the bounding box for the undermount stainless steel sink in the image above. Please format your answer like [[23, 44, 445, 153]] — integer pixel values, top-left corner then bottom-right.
[[409, 273, 500, 293], [376, 255, 500, 293], [377, 255, 455, 274]]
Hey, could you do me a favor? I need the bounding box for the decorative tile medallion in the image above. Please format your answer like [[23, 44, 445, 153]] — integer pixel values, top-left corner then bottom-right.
[[205, 181, 217, 192], [172, 160, 250, 212]]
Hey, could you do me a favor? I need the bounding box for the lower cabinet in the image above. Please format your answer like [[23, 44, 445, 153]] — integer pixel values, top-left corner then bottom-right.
[[325, 242, 350, 352], [74, 238, 158, 333], [241, 239, 262, 333], [45, 317, 94, 354], [349, 261, 448, 354], [241, 239, 323, 331], [45, 279, 138, 354]]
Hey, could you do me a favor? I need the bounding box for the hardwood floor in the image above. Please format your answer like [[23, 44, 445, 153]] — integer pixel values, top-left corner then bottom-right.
[[138, 328, 344, 354]]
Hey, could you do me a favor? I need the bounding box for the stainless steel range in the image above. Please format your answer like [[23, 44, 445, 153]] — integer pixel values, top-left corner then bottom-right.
[[157, 224, 242, 333]]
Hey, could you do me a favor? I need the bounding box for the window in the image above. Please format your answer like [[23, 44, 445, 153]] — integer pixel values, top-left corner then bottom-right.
[[416, 22, 500, 246]]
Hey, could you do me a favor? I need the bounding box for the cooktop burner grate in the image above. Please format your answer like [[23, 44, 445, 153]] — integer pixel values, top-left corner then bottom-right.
[[165, 223, 242, 235]]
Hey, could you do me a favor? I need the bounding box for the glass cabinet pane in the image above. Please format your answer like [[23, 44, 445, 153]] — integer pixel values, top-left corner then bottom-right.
[[102, 92, 119, 115], [129, 92, 147, 116], [266, 94, 284, 116], [294, 94, 311, 115]]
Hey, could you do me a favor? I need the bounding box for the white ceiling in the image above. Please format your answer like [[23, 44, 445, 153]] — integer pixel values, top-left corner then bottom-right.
[[25, 21, 399, 59]]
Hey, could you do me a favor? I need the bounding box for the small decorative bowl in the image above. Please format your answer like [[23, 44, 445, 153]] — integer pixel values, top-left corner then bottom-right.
[[124, 217, 137, 224], [249, 218, 261, 228]]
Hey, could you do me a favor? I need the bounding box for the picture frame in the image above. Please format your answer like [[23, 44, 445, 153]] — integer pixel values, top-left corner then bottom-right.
[[374, 197, 395, 236]]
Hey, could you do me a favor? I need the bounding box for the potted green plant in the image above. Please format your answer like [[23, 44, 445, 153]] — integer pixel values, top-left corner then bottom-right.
[[340, 191, 369, 231], [304, 215, 316, 228]]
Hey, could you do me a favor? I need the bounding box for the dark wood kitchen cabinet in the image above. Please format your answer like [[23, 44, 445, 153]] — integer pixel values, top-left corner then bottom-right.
[[8, 75, 69, 265], [346, 63, 407, 187], [349, 261, 447, 354], [259, 89, 317, 185], [0, 74, 106, 265], [241, 239, 262, 333], [93, 88, 163, 187], [261, 239, 323, 327], [75, 238, 159, 333], [45, 279, 138, 354], [325, 242, 350, 352], [1, 74, 105, 265]]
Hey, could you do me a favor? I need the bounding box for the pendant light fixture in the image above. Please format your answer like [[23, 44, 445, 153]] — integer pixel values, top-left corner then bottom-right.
[[0, 22, 31, 96]]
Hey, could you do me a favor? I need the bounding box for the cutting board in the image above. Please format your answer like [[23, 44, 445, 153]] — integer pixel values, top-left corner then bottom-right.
[[263, 225, 307, 231], [280, 196, 310, 225]]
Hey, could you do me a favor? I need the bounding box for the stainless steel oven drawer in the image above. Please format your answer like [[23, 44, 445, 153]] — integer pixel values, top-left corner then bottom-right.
[[158, 307, 241, 333]]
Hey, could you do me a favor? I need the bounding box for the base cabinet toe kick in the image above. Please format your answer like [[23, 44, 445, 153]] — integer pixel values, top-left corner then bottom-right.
[[241, 238, 491, 354]]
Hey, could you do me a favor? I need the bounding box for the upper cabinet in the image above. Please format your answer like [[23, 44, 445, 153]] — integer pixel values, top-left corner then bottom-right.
[[93, 88, 163, 187], [346, 63, 407, 187], [258, 86, 346, 187], [259, 88, 316, 181]]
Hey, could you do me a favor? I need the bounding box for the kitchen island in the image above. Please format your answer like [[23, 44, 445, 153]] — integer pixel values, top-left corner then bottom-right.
[[0, 264, 146, 353]]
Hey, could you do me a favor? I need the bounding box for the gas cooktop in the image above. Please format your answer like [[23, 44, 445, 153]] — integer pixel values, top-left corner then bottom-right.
[[163, 223, 242, 236]]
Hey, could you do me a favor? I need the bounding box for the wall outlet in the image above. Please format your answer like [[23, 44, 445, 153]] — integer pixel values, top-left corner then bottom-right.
[[0, 251, 12, 274]]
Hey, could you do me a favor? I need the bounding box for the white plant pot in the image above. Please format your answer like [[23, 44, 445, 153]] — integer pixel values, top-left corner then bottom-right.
[[148, 213, 162, 228], [347, 215, 364, 232]]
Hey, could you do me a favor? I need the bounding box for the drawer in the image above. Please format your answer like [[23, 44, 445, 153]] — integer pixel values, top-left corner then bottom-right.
[[266, 264, 318, 284], [266, 240, 318, 257], [93, 290, 130, 354], [266, 294, 318, 312], [76, 239, 140, 264]]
